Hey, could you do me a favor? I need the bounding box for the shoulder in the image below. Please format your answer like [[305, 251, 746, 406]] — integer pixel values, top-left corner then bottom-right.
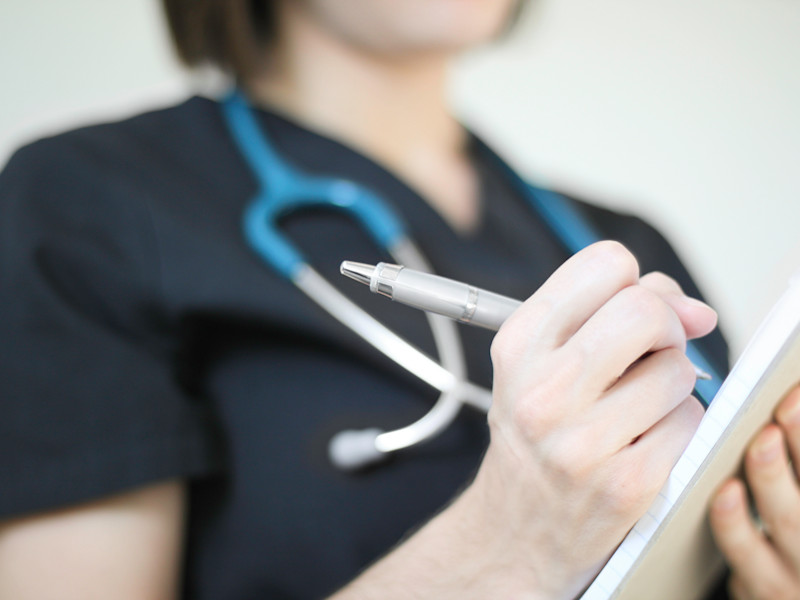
[[0, 96, 230, 268], [0, 99, 226, 324], [0, 100, 226, 519], [2, 96, 221, 191]]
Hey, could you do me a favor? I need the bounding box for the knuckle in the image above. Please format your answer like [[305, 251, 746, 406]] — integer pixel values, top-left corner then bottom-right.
[[507, 363, 578, 444], [620, 286, 679, 341], [661, 348, 697, 395], [677, 354, 699, 390], [684, 395, 706, 425], [768, 508, 800, 537], [491, 311, 540, 371], [490, 327, 520, 373], [510, 384, 561, 443], [622, 286, 664, 321], [759, 580, 796, 600], [605, 461, 663, 516], [540, 432, 596, 482], [593, 240, 639, 281], [640, 271, 682, 295], [491, 296, 554, 368], [612, 476, 656, 516]]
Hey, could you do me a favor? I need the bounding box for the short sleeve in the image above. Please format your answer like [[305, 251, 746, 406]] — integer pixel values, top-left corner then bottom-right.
[[0, 135, 222, 518]]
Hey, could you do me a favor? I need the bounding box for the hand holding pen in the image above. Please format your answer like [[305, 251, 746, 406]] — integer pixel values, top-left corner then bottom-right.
[[339, 241, 718, 597], [342, 256, 712, 380]]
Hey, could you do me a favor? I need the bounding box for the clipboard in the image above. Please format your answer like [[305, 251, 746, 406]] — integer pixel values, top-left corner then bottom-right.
[[581, 273, 800, 600]]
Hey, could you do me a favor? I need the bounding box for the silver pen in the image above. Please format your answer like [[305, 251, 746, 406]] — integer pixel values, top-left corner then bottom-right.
[[340, 260, 712, 381]]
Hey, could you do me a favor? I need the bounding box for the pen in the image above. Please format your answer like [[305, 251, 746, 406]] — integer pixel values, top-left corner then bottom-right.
[[340, 260, 713, 381]]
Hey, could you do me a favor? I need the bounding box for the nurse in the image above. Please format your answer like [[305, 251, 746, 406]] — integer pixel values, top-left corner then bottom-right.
[[0, 1, 797, 599]]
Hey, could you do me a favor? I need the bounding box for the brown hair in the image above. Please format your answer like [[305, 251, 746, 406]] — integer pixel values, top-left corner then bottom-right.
[[161, 0, 275, 80], [162, 0, 530, 80]]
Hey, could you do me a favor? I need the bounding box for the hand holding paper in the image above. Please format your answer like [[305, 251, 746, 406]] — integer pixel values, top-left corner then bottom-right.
[[463, 241, 716, 598], [710, 385, 800, 599], [580, 267, 800, 600]]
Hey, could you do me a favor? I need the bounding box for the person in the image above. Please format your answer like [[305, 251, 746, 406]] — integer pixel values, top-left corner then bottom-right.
[[0, 1, 796, 598]]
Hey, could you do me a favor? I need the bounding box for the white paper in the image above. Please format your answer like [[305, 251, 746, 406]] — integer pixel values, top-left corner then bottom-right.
[[580, 273, 800, 600]]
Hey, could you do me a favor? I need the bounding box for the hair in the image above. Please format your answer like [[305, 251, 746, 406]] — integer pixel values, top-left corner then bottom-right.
[[161, 0, 275, 80], [162, 0, 529, 81]]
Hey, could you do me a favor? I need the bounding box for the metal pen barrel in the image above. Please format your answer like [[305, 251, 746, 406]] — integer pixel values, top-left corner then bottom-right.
[[340, 260, 714, 381], [367, 262, 519, 331], [342, 261, 520, 331]]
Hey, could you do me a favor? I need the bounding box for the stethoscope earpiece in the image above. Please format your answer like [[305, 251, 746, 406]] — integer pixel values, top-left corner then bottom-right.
[[328, 428, 387, 471]]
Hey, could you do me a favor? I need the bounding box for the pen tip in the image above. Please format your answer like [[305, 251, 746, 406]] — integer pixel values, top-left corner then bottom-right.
[[695, 366, 713, 381], [340, 261, 375, 287]]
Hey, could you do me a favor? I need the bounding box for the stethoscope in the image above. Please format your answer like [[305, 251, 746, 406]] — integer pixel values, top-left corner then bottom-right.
[[220, 90, 723, 470]]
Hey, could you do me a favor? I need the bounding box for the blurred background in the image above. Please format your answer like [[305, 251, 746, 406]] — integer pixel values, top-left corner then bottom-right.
[[1, 0, 798, 356]]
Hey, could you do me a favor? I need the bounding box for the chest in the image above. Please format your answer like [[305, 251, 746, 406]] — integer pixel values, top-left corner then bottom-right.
[[163, 182, 569, 598]]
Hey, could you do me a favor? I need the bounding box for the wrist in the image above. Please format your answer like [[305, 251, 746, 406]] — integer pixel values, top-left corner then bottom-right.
[[332, 468, 550, 600], [460, 443, 601, 600], [446, 477, 549, 600]]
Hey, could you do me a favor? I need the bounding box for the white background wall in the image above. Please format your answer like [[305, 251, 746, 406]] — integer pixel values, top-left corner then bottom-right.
[[2, 0, 799, 356]]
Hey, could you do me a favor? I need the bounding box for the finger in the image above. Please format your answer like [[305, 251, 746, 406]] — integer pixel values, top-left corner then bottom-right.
[[775, 386, 800, 480], [611, 396, 704, 508], [709, 478, 796, 597], [507, 241, 639, 349], [728, 573, 752, 600], [595, 348, 697, 450], [567, 285, 687, 394], [638, 271, 684, 296], [743, 424, 800, 572], [639, 272, 718, 340]]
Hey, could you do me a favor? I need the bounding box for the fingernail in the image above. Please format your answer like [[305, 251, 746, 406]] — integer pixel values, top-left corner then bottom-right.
[[714, 482, 741, 512], [752, 429, 781, 464]]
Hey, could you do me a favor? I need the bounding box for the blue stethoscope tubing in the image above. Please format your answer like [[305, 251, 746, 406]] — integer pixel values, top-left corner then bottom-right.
[[220, 89, 723, 469]]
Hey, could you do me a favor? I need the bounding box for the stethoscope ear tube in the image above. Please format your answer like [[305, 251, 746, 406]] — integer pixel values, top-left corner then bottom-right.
[[224, 90, 494, 469], [291, 241, 492, 471], [222, 91, 722, 471]]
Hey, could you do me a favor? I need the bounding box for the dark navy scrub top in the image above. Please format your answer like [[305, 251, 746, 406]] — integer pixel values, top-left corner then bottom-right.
[[0, 96, 729, 599]]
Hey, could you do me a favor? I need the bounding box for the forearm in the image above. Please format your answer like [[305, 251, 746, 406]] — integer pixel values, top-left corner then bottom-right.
[[0, 481, 185, 600], [328, 443, 607, 600], [327, 473, 546, 600], [331, 243, 717, 600]]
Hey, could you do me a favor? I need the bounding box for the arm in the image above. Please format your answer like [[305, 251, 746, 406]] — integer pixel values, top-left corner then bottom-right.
[[0, 480, 186, 600], [0, 242, 714, 600], [331, 241, 716, 599], [710, 385, 800, 599]]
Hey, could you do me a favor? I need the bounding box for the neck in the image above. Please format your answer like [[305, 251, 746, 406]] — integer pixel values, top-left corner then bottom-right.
[[246, 3, 480, 232]]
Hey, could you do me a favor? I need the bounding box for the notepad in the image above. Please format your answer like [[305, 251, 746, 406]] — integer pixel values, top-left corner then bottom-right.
[[580, 272, 800, 600]]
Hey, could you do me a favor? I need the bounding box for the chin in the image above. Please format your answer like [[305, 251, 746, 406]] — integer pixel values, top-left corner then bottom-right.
[[311, 0, 521, 56], [396, 0, 521, 50]]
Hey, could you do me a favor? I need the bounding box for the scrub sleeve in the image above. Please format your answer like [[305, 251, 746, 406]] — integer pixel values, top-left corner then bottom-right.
[[0, 136, 221, 517]]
